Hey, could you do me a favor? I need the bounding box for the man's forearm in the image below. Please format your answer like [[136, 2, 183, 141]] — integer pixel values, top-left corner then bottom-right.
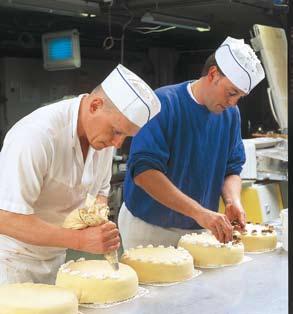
[[221, 174, 242, 205], [96, 195, 108, 205], [134, 169, 206, 220], [135, 169, 236, 243], [0, 209, 80, 250]]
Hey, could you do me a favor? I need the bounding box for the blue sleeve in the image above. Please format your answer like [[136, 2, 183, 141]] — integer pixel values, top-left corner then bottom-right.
[[127, 94, 174, 179], [225, 107, 246, 176]]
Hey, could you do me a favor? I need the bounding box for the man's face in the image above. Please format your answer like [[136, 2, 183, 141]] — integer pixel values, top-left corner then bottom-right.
[[204, 67, 247, 114], [86, 98, 139, 150]]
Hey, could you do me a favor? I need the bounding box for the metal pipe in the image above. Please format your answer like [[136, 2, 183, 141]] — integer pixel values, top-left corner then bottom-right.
[[125, 0, 228, 10]]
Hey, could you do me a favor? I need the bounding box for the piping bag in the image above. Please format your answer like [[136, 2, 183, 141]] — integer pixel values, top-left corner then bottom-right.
[[63, 193, 119, 271]]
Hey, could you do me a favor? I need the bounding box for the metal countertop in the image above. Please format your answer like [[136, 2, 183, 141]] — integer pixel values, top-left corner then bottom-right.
[[80, 248, 288, 314]]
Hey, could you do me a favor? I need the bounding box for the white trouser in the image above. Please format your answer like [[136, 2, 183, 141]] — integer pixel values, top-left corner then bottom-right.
[[0, 252, 66, 285], [118, 203, 201, 250]]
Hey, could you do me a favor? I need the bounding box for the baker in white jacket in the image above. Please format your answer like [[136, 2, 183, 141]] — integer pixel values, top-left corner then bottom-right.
[[0, 64, 161, 284]]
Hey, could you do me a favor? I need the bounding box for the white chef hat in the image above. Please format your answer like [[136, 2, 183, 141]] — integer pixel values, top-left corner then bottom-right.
[[101, 64, 161, 127], [215, 36, 265, 94]]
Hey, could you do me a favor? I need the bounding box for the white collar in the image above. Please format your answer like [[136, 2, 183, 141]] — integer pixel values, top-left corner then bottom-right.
[[71, 94, 88, 148], [187, 82, 201, 104]]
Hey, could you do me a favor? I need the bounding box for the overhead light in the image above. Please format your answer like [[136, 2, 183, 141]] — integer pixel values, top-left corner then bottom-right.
[[195, 27, 211, 32], [0, 0, 100, 17], [141, 12, 211, 32], [80, 12, 96, 18]]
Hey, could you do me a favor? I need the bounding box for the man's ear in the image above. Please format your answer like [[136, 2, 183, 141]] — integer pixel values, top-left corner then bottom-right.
[[89, 97, 104, 113], [207, 65, 218, 82]]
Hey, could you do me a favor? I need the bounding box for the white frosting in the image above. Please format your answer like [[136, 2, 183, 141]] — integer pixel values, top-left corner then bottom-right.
[[59, 260, 121, 280], [243, 223, 276, 236], [121, 245, 193, 264], [180, 232, 240, 248]]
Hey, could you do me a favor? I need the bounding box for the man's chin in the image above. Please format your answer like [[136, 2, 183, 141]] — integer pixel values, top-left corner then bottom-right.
[[91, 143, 109, 150], [213, 104, 226, 114]]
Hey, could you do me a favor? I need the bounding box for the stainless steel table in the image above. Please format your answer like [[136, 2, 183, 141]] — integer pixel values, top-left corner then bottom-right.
[[80, 248, 287, 314]]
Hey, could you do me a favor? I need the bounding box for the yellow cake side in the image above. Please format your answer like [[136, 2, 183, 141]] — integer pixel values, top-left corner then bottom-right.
[[0, 283, 78, 314], [240, 223, 277, 252], [120, 246, 194, 283], [178, 232, 244, 267], [56, 260, 138, 304], [178, 240, 244, 267]]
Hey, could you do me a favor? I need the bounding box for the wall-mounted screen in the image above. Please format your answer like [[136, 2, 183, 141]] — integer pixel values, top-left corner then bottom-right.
[[42, 29, 81, 71]]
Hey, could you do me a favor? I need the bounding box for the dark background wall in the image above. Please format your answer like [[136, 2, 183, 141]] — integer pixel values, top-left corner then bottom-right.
[[0, 0, 289, 147]]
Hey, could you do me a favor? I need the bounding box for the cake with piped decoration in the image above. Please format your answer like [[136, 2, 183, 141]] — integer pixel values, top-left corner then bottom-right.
[[55, 258, 138, 304], [238, 222, 277, 252], [178, 231, 244, 268], [120, 244, 194, 283]]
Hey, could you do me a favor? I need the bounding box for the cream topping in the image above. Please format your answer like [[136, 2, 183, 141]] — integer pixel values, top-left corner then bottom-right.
[[242, 222, 276, 236], [121, 245, 193, 265], [59, 259, 122, 280], [180, 232, 242, 248]]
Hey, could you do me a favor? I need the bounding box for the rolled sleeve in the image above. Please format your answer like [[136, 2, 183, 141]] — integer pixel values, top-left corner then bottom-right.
[[129, 153, 168, 178], [0, 130, 51, 214]]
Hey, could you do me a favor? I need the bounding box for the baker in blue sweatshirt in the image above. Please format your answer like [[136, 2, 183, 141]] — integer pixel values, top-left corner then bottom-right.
[[118, 36, 265, 249]]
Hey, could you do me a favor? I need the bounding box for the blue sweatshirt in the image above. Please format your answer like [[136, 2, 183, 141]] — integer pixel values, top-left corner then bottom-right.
[[124, 81, 245, 229]]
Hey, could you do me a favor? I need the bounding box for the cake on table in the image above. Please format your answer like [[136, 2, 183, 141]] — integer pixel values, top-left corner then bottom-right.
[[178, 232, 244, 268], [0, 283, 78, 314], [56, 258, 138, 304], [238, 222, 277, 252], [120, 244, 194, 283]]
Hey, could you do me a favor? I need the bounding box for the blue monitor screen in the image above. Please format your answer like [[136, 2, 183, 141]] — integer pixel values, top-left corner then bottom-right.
[[48, 37, 73, 61]]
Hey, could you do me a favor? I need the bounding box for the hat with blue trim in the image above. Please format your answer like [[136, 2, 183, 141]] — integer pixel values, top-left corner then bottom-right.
[[101, 64, 161, 127], [215, 36, 265, 94]]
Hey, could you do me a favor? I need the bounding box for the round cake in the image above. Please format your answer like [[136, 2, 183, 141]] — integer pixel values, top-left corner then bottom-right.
[[0, 283, 78, 314], [178, 232, 244, 268], [120, 244, 194, 283], [55, 258, 138, 304], [239, 222, 277, 252]]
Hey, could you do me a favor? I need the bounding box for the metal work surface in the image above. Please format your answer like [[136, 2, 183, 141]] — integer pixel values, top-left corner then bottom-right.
[[80, 248, 287, 314]]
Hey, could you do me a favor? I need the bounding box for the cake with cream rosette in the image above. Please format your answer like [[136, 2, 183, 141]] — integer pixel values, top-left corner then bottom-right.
[[178, 232, 244, 267], [56, 259, 138, 304], [120, 244, 194, 283], [238, 222, 277, 252]]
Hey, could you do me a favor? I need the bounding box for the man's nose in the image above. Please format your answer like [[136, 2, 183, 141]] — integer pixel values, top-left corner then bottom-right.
[[228, 96, 239, 107], [112, 135, 126, 149]]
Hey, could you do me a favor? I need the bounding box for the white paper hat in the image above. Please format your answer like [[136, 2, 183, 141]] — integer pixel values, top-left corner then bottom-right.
[[215, 36, 265, 94], [101, 64, 161, 127]]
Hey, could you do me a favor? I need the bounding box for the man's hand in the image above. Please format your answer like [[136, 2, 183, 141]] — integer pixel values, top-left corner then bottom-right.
[[194, 209, 233, 243], [225, 201, 246, 231], [77, 221, 120, 254]]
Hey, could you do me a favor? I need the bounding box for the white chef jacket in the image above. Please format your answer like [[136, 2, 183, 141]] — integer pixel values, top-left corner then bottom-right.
[[118, 203, 200, 250], [0, 95, 114, 274]]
